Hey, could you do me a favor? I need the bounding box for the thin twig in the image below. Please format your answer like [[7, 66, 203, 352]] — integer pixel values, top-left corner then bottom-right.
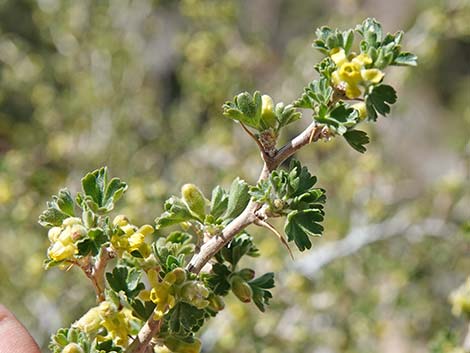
[[239, 122, 272, 162], [92, 247, 114, 302], [254, 218, 293, 260]]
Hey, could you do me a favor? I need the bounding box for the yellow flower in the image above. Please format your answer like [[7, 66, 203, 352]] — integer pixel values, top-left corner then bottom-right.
[[47, 217, 86, 262], [351, 102, 367, 120], [74, 301, 138, 348], [139, 269, 177, 320], [330, 48, 384, 99], [111, 216, 153, 258]]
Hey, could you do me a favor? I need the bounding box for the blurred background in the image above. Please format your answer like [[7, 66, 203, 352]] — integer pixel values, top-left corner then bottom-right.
[[0, 0, 469, 352]]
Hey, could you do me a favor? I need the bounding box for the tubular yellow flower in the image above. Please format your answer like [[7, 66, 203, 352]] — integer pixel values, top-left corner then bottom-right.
[[48, 242, 77, 262], [139, 269, 178, 320], [48, 227, 61, 242], [351, 102, 367, 120], [329, 48, 384, 99]]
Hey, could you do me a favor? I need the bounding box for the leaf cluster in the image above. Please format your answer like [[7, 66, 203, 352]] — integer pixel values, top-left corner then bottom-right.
[[251, 160, 326, 251]]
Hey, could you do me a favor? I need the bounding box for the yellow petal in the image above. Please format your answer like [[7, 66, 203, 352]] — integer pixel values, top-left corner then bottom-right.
[[147, 269, 159, 287], [332, 71, 342, 86], [339, 62, 362, 85], [345, 84, 362, 99], [330, 48, 347, 66], [139, 290, 151, 301], [352, 53, 372, 66], [351, 102, 367, 120], [138, 224, 154, 236], [361, 69, 384, 83]]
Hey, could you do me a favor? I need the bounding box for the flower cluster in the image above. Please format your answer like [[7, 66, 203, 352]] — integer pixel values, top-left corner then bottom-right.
[[330, 48, 384, 99], [111, 215, 154, 258], [73, 301, 139, 347], [47, 217, 87, 262]]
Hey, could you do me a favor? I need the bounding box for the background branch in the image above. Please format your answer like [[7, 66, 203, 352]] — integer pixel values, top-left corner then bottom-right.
[[291, 211, 455, 277]]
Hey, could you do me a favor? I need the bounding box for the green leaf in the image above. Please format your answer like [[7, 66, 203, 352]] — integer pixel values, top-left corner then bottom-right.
[[275, 103, 301, 130], [155, 196, 195, 229], [220, 233, 259, 268], [130, 299, 156, 321], [223, 178, 251, 220], [95, 340, 123, 353], [366, 84, 397, 119], [209, 186, 228, 219], [285, 209, 324, 251], [38, 188, 76, 227], [38, 207, 69, 228], [81, 167, 107, 207], [103, 177, 127, 211], [222, 91, 263, 130], [106, 266, 145, 299], [78, 167, 127, 214], [203, 263, 232, 296], [248, 273, 275, 312], [294, 78, 333, 110], [168, 302, 206, 335], [393, 52, 418, 66], [343, 129, 370, 153]]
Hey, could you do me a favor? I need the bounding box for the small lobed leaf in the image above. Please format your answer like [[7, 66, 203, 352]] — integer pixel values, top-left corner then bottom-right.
[[248, 272, 275, 312], [284, 209, 324, 252], [343, 129, 370, 153], [365, 84, 397, 120]]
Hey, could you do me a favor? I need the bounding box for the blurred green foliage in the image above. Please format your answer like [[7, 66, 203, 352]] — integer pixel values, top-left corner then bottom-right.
[[0, 0, 469, 352]]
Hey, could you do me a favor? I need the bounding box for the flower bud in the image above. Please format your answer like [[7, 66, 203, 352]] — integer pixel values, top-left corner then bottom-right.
[[62, 217, 82, 227], [180, 281, 210, 309], [230, 276, 252, 303], [113, 214, 129, 227], [74, 306, 102, 334], [238, 268, 255, 281], [138, 224, 154, 236], [61, 343, 84, 353], [351, 102, 367, 120], [207, 294, 225, 312], [170, 267, 187, 284], [164, 336, 202, 353], [48, 242, 77, 262], [48, 227, 61, 242], [260, 94, 277, 129], [181, 184, 206, 219]]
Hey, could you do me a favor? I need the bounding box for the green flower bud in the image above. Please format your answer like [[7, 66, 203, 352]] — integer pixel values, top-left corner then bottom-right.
[[74, 306, 102, 334], [170, 267, 187, 284], [61, 343, 84, 353], [238, 268, 255, 281], [180, 281, 210, 309], [351, 102, 367, 120], [230, 275, 252, 303], [207, 294, 225, 312], [260, 94, 277, 129], [181, 184, 206, 219], [164, 336, 202, 353]]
